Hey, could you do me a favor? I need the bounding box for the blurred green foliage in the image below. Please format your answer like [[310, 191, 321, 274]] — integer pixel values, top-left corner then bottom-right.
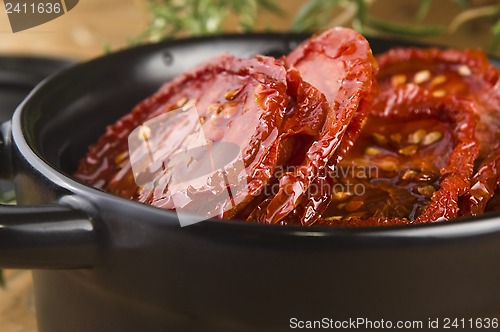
[[133, 0, 500, 51]]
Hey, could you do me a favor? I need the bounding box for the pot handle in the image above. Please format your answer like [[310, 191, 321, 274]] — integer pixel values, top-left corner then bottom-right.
[[0, 121, 100, 269], [0, 204, 100, 269]]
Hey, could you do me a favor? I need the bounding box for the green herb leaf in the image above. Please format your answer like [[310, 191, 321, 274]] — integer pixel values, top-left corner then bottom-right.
[[292, 0, 325, 31], [292, 0, 339, 32], [256, 0, 285, 17], [452, 0, 470, 9], [416, 0, 432, 21], [134, 0, 284, 43], [355, 0, 368, 25], [491, 17, 500, 51], [367, 16, 446, 36]]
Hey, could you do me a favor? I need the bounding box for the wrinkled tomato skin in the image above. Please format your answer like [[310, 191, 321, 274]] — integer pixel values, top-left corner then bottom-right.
[[377, 47, 500, 160], [460, 149, 500, 216], [75, 54, 290, 218], [252, 27, 377, 225], [318, 86, 479, 227], [75, 33, 500, 227], [375, 47, 500, 222]]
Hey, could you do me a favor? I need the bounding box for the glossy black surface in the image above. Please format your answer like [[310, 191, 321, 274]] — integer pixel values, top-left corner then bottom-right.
[[0, 204, 98, 269], [0, 56, 73, 198], [0, 56, 73, 122], [1, 33, 500, 331]]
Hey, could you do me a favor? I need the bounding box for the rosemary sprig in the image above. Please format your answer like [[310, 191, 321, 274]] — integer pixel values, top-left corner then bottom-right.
[[134, 0, 500, 52], [132, 0, 284, 44], [291, 0, 340, 32], [366, 17, 446, 37], [292, 0, 448, 37], [292, 0, 500, 52]]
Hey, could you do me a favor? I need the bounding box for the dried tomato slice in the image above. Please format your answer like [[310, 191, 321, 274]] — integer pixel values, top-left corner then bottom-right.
[[317, 86, 479, 226], [376, 47, 500, 160], [249, 28, 376, 224], [75, 36, 499, 226], [74, 54, 289, 218], [486, 191, 500, 213], [460, 149, 500, 216], [244, 70, 332, 222]]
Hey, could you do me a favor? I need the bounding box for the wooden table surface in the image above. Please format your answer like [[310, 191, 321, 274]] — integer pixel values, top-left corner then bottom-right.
[[0, 271, 37, 332]]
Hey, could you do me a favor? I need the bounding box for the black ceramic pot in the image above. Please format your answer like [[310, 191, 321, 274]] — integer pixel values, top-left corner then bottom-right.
[[1, 34, 500, 332]]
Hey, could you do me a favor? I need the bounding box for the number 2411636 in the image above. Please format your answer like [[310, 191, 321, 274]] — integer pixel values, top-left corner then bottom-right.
[[5, 2, 62, 15], [443, 318, 499, 329]]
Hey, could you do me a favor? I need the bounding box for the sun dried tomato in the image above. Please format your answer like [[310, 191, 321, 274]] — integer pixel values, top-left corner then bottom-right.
[[75, 32, 500, 227], [318, 86, 479, 226], [249, 27, 377, 225], [75, 54, 289, 218], [376, 47, 500, 160], [460, 149, 500, 216]]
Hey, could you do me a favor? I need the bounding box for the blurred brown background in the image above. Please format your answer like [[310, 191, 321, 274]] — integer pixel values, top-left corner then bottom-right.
[[0, 0, 498, 331], [0, 0, 148, 59]]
